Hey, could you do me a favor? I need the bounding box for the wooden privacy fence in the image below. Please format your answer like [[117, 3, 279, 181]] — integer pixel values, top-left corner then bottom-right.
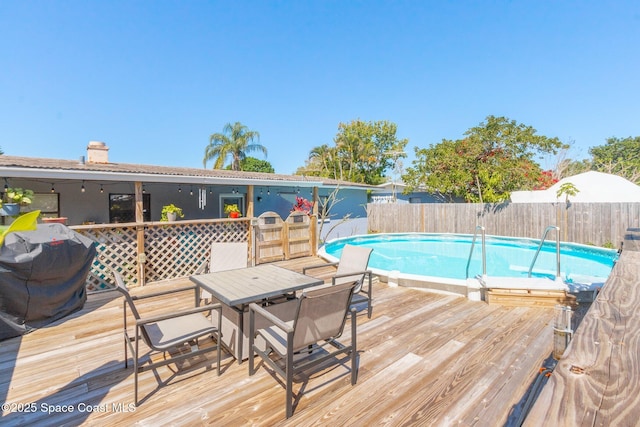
[[72, 213, 316, 293], [368, 202, 640, 247]]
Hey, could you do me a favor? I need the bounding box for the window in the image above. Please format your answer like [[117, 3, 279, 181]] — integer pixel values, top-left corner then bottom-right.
[[109, 194, 150, 223], [219, 194, 244, 218], [26, 193, 60, 218]]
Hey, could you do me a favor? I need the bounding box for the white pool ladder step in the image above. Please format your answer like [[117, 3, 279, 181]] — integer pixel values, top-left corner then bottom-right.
[[467, 275, 568, 302], [478, 276, 568, 291]]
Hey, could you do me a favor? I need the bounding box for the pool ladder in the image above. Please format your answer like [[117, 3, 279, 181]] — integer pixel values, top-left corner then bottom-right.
[[465, 226, 486, 279], [465, 225, 562, 280], [529, 225, 561, 280]]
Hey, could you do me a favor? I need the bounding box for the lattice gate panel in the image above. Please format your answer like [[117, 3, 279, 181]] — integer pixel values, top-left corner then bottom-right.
[[74, 226, 139, 292]]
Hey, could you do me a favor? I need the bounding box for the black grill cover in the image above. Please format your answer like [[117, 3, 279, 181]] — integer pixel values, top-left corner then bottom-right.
[[0, 223, 96, 340]]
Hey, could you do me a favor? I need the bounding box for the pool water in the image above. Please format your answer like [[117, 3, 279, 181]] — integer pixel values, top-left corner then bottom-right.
[[321, 233, 618, 288]]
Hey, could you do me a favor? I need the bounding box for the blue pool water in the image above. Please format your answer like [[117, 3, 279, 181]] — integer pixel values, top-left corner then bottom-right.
[[320, 233, 618, 289]]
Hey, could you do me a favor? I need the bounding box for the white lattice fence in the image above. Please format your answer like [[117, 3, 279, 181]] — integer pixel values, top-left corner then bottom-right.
[[143, 220, 249, 282], [72, 219, 250, 292], [73, 225, 139, 292]]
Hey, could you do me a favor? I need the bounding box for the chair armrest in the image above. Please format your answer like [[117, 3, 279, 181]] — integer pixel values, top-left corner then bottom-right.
[[302, 261, 339, 275], [331, 269, 371, 282], [249, 303, 293, 333], [131, 285, 198, 301], [137, 303, 222, 325]]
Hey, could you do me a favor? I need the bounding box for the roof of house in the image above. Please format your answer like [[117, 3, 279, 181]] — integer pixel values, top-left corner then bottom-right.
[[510, 171, 640, 203], [0, 154, 372, 190]]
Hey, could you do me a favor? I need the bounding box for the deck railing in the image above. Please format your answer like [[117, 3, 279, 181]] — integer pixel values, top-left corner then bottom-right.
[[72, 214, 316, 293]]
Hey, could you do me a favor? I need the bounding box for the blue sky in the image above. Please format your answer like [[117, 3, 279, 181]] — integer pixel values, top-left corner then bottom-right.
[[1, 1, 639, 174]]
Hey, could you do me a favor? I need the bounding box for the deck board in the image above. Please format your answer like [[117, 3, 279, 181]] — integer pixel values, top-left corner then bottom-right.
[[1, 256, 558, 426]]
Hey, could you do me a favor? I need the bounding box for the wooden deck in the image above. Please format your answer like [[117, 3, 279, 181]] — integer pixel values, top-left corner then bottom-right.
[[1, 257, 559, 426], [524, 228, 640, 426]]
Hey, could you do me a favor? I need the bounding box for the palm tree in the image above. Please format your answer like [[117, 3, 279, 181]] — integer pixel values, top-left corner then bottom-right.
[[308, 144, 333, 175], [203, 122, 266, 170]]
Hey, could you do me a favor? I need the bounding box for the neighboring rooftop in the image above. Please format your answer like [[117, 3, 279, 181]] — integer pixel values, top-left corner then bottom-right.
[[511, 171, 640, 203]]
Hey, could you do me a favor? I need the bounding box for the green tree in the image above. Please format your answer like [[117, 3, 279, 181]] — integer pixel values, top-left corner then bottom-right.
[[204, 122, 266, 170], [307, 144, 334, 175], [402, 116, 566, 202], [225, 156, 274, 173], [300, 119, 408, 185], [589, 136, 640, 184], [556, 182, 580, 203]]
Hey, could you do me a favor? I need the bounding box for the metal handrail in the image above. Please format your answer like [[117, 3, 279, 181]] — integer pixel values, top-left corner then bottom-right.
[[465, 225, 486, 279], [528, 225, 561, 279]]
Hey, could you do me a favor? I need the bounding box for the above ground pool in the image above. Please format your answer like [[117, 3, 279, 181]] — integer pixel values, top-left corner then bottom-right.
[[319, 233, 619, 297]]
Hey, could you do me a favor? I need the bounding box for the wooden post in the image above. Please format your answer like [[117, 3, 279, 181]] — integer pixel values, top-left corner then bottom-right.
[[312, 186, 319, 254], [312, 186, 319, 217], [247, 185, 255, 266], [247, 185, 254, 218], [135, 181, 146, 286], [310, 215, 318, 256]]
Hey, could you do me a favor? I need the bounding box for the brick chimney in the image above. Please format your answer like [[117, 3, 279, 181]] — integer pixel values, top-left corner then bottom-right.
[[87, 141, 109, 164]]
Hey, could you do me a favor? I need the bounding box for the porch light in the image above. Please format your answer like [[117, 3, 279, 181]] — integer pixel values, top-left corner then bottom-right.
[[178, 186, 182, 193], [100, 185, 104, 193], [51, 183, 55, 193], [81, 181, 86, 193], [3, 178, 8, 190]]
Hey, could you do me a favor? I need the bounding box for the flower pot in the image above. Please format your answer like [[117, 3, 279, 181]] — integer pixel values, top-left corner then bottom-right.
[[167, 212, 178, 222], [229, 211, 240, 218], [0, 203, 20, 216]]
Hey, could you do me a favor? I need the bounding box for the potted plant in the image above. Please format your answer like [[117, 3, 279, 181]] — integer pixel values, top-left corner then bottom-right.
[[1, 187, 34, 216], [161, 204, 184, 222], [224, 204, 242, 218]]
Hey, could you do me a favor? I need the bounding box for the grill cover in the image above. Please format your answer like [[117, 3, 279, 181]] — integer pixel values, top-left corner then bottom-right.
[[0, 223, 96, 340]]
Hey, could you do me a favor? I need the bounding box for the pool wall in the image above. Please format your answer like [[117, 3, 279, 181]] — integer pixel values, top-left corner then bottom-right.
[[319, 246, 471, 298], [318, 232, 617, 301]]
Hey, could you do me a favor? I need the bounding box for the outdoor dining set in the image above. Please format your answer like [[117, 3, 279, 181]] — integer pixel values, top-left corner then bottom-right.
[[113, 243, 373, 419]]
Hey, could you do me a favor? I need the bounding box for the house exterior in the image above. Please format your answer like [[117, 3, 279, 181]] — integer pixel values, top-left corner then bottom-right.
[[0, 142, 372, 227], [371, 181, 455, 204]]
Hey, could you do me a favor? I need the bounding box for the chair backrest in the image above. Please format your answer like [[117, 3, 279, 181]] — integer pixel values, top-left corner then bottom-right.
[[209, 242, 248, 272], [113, 272, 142, 319], [113, 272, 155, 347], [334, 244, 373, 292], [291, 281, 356, 352]]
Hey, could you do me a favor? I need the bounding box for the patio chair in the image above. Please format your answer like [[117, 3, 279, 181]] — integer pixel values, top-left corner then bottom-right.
[[196, 241, 248, 300], [113, 272, 223, 405], [303, 244, 374, 318], [248, 281, 358, 418]]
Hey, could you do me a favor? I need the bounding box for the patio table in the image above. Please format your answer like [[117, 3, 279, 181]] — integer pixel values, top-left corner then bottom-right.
[[190, 264, 323, 362]]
